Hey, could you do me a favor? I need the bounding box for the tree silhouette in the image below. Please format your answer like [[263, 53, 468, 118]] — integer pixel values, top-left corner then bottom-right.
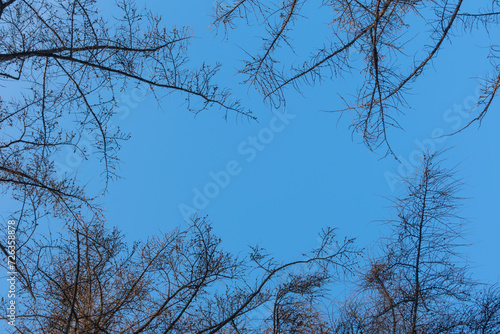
[[1, 216, 359, 333], [0, 0, 254, 237], [212, 0, 500, 155], [333, 151, 500, 333], [0, 1, 498, 332]]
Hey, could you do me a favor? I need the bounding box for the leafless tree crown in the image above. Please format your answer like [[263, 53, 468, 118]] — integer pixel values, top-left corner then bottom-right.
[[212, 0, 500, 155], [0, 0, 255, 233]]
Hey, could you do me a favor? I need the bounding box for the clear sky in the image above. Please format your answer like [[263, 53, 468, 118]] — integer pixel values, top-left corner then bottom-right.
[[1, 2, 499, 333], [1, 0, 498, 304], [79, 0, 500, 284]]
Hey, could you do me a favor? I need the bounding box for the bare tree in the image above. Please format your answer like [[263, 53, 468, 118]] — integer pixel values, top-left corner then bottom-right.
[[1, 1, 499, 332], [464, 285, 500, 334], [212, 0, 500, 155], [2, 148, 498, 333], [332, 151, 500, 333], [0, 0, 255, 239], [0, 216, 358, 333]]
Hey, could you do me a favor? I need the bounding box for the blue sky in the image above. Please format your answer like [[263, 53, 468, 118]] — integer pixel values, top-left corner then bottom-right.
[[87, 0, 500, 283], [1, 2, 499, 333], [1, 0, 498, 308]]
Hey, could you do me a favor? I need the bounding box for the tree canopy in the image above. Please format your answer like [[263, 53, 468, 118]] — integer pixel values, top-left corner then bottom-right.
[[212, 0, 500, 155], [0, 0, 499, 333]]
